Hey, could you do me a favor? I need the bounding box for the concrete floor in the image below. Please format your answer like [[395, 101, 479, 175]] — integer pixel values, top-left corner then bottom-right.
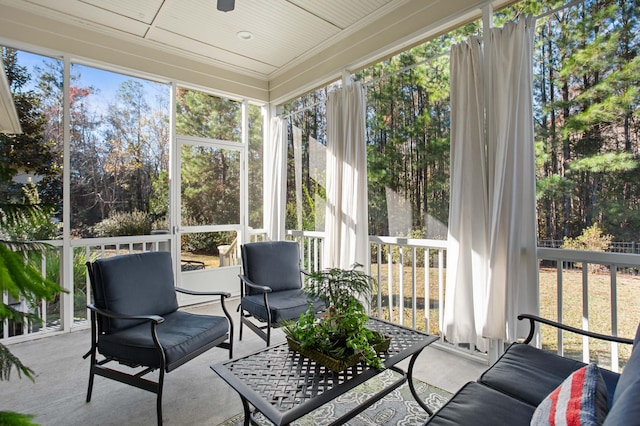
[[1, 301, 487, 426]]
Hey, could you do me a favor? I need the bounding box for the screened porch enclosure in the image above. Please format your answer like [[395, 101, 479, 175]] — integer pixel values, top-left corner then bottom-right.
[[1, 0, 640, 393]]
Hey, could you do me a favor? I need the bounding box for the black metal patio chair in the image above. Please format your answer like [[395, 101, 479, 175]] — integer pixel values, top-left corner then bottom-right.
[[84, 251, 233, 426], [239, 240, 325, 346]]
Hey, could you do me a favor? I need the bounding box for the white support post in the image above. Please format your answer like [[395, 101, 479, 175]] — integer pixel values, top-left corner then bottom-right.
[[241, 99, 249, 246], [61, 57, 73, 332], [169, 82, 180, 286]]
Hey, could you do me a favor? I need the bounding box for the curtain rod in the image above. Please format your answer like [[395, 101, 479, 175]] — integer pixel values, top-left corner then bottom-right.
[[363, 51, 450, 87], [280, 0, 585, 114], [536, 0, 584, 21], [279, 99, 325, 120], [361, 0, 584, 87]]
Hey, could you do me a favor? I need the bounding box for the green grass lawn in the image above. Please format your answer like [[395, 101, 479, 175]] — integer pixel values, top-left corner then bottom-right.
[[370, 263, 640, 369]]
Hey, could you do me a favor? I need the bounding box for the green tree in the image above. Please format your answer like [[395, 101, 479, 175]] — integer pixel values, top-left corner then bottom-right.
[[502, 0, 640, 242], [355, 23, 479, 237], [0, 48, 56, 205]]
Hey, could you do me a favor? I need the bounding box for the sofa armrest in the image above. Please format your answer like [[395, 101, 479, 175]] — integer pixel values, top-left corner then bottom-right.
[[518, 314, 634, 345]]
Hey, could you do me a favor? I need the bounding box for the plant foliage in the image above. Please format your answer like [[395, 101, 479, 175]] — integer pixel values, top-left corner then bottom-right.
[[0, 411, 37, 425], [0, 244, 63, 382], [284, 265, 384, 369], [304, 264, 373, 311]]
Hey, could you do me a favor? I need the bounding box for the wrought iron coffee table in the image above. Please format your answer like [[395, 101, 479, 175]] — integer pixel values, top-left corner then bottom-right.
[[211, 317, 439, 426]]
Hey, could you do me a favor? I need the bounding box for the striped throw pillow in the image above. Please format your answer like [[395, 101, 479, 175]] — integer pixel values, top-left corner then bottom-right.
[[531, 362, 609, 426]]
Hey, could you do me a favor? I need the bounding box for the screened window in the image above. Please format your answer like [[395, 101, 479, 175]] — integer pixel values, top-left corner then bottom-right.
[[69, 64, 170, 237]]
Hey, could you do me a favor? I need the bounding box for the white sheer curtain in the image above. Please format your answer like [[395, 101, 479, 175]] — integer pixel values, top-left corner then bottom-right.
[[324, 81, 369, 269], [444, 37, 490, 352], [265, 117, 287, 241], [445, 16, 538, 347], [483, 16, 539, 341]]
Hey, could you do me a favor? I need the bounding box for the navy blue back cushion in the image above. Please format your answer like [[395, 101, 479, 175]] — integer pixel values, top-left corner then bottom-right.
[[611, 323, 640, 405], [90, 251, 179, 333], [241, 241, 302, 294]]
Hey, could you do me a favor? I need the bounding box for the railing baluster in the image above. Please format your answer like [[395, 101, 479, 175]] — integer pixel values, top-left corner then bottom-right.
[[611, 266, 619, 372], [557, 262, 564, 356], [387, 244, 393, 323], [40, 252, 47, 331], [412, 247, 417, 330], [2, 291, 7, 339], [424, 248, 430, 333], [399, 245, 404, 327], [582, 262, 589, 364], [438, 248, 444, 344], [376, 243, 382, 319]]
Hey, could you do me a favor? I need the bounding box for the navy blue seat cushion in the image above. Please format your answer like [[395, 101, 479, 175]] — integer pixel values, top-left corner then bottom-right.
[[91, 251, 179, 333], [479, 343, 620, 408], [241, 241, 303, 294], [425, 381, 536, 426], [98, 311, 229, 372], [241, 289, 325, 323]]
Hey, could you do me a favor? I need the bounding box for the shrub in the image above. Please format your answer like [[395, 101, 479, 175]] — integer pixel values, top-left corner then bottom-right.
[[562, 224, 613, 272], [181, 230, 235, 254], [0, 185, 61, 241], [93, 210, 152, 237], [562, 224, 613, 252]]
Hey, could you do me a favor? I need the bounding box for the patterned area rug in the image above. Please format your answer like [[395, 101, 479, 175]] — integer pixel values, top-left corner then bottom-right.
[[217, 369, 451, 426]]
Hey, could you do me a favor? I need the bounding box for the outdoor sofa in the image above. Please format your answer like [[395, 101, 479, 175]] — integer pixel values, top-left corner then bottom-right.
[[425, 314, 640, 425]]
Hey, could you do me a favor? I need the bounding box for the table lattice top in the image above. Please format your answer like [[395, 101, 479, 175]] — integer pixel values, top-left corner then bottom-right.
[[214, 318, 438, 414]]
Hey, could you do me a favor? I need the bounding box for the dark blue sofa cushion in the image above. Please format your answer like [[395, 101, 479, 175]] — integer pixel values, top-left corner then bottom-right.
[[479, 343, 620, 408], [425, 381, 536, 426], [603, 374, 640, 425], [603, 323, 640, 425], [98, 310, 229, 372], [241, 289, 324, 323], [611, 323, 640, 405], [91, 251, 179, 333], [241, 241, 303, 294]]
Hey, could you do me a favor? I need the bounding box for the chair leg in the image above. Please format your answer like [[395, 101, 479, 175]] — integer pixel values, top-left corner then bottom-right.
[[85, 310, 98, 403], [86, 365, 95, 402], [156, 369, 165, 426], [266, 320, 271, 347]]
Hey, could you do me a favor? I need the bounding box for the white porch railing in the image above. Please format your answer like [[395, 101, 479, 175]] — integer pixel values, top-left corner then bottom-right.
[[282, 232, 639, 370], [286, 230, 324, 272], [536, 247, 640, 372], [3, 232, 639, 372]]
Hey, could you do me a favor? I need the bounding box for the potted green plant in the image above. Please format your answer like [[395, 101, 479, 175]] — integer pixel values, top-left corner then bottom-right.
[[283, 264, 389, 371]]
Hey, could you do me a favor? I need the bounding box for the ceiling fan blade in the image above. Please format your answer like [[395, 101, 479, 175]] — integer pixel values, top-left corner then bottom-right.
[[217, 0, 235, 12]]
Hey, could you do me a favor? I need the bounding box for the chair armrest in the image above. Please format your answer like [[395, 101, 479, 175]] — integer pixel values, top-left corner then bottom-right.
[[175, 287, 231, 298], [518, 313, 634, 345], [87, 303, 164, 324], [238, 274, 272, 293]]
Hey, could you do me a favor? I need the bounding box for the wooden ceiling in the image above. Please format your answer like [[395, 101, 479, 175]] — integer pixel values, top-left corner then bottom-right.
[[0, 0, 510, 102]]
